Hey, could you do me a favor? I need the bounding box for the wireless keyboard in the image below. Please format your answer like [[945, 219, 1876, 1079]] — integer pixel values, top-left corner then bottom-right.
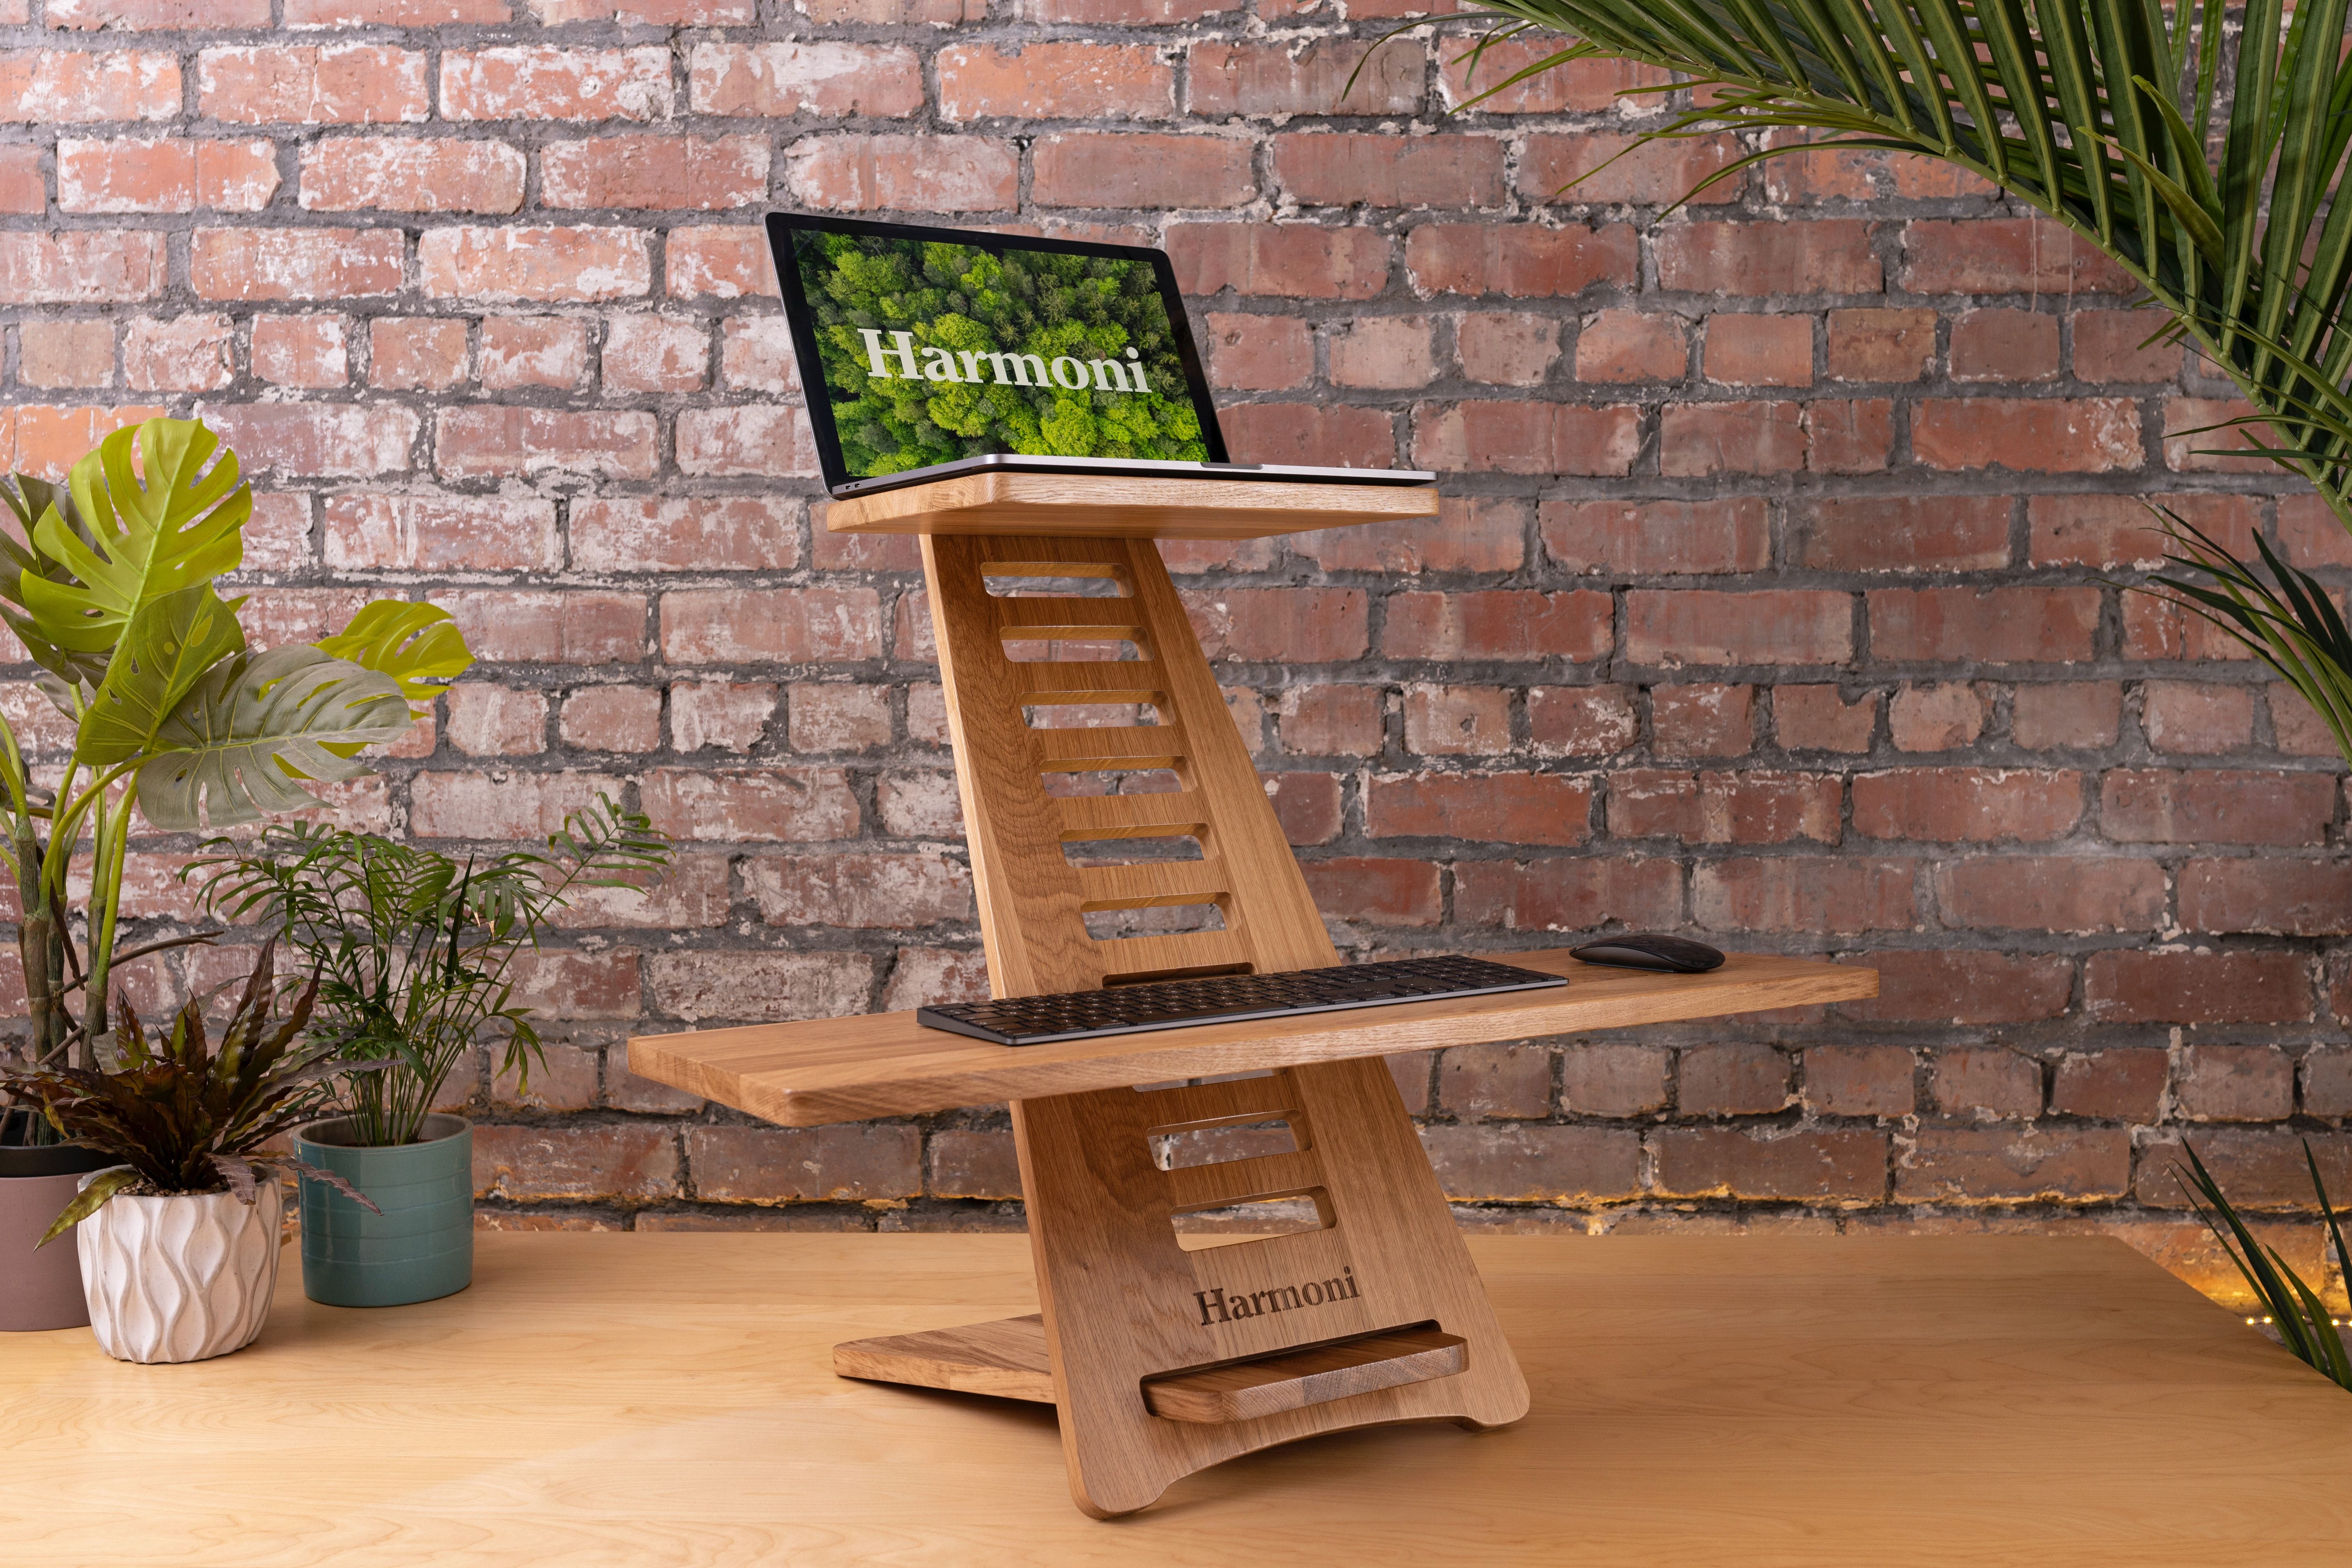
[[915, 954, 1568, 1047]]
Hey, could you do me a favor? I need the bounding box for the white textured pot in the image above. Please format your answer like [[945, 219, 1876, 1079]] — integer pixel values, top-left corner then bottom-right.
[[74, 1169, 282, 1364]]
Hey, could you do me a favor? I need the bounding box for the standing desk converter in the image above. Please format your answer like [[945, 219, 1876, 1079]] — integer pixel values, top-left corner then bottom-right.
[[629, 473, 1879, 1516]]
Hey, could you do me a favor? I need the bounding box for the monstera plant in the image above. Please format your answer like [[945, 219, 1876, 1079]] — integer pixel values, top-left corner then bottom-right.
[[0, 415, 469, 1083], [1422, 0, 2352, 762]]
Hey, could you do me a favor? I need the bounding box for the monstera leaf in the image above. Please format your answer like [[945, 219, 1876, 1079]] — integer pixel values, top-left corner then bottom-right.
[[0, 474, 108, 688], [19, 418, 247, 656], [134, 645, 410, 831], [76, 584, 247, 766], [316, 601, 473, 703]]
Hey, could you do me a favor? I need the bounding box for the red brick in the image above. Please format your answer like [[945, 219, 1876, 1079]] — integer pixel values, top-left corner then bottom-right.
[[2025, 491, 2254, 569], [1191, 38, 1421, 116], [442, 46, 670, 121], [2140, 680, 2254, 754], [1421, 1124, 1640, 1204], [939, 42, 1171, 120], [1299, 856, 1442, 925], [0, 50, 179, 122], [1608, 769, 1839, 846], [1805, 398, 1893, 475], [785, 685, 890, 754], [434, 407, 656, 480], [669, 680, 774, 753], [1519, 132, 1742, 207], [444, 684, 548, 758], [443, 590, 645, 663], [120, 317, 227, 390], [1171, 223, 1393, 300], [1277, 685, 1383, 756], [248, 313, 346, 388], [686, 1125, 918, 1204], [1033, 132, 1253, 209], [2051, 1050, 2168, 1121], [324, 493, 557, 573], [18, 321, 112, 389], [746, 852, 971, 929], [1269, 771, 1342, 845], [2121, 593, 2259, 663], [541, 135, 768, 211], [1364, 772, 1591, 845], [1560, 1043, 1669, 1117], [198, 45, 426, 124], [1438, 1042, 1551, 1119], [1402, 684, 1509, 756], [925, 1127, 1020, 1202], [1542, 498, 1765, 577], [7, 404, 163, 479], [1383, 588, 1610, 661], [785, 134, 1018, 214], [2177, 1046, 2293, 1122], [690, 41, 922, 118], [1852, 768, 2080, 843], [1451, 855, 1681, 932], [1299, 494, 1525, 574], [1403, 222, 1634, 298], [2100, 769, 2335, 845], [1901, 219, 2134, 294], [559, 685, 661, 754], [0, 231, 166, 303], [1703, 314, 1812, 386], [1888, 682, 1987, 751], [1656, 220, 1881, 295], [1677, 1043, 1790, 1117], [675, 406, 814, 478], [1275, 132, 1504, 208], [1456, 312, 1560, 386], [420, 225, 650, 302], [1651, 684, 1752, 759], [474, 1124, 677, 1203], [56, 137, 193, 214], [196, 139, 279, 211], [368, 317, 466, 391], [1440, 42, 1669, 113], [875, 771, 959, 837], [718, 317, 797, 395], [2180, 858, 2352, 936], [571, 496, 797, 573], [1626, 589, 1850, 667], [1931, 1047, 2044, 1119], [1867, 587, 2099, 663], [2161, 396, 2276, 473], [2131, 1129, 2352, 1209], [2270, 494, 2352, 569], [1934, 856, 2166, 933], [642, 767, 860, 844], [1803, 1045, 1915, 1117], [661, 587, 883, 664], [191, 227, 401, 300], [1897, 1128, 2129, 1204], [1827, 307, 1935, 381], [1948, 308, 2059, 382], [1203, 311, 1310, 391], [1176, 587, 1364, 663], [1222, 403, 1394, 468], [2084, 949, 2312, 1025], [2011, 682, 2123, 751], [1844, 959, 2069, 1030], [1911, 398, 2142, 473], [286, 0, 514, 18], [410, 770, 623, 839], [1327, 316, 1435, 389], [1797, 495, 2009, 573], [2072, 308, 2184, 382], [195, 402, 416, 478], [1772, 685, 1877, 752], [1692, 857, 1919, 932], [1659, 400, 1805, 476], [1412, 400, 1637, 475], [1651, 1127, 1886, 1204], [648, 951, 872, 1026], [480, 315, 587, 391], [300, 136, 525, 214], [0, 145, 39, 213]]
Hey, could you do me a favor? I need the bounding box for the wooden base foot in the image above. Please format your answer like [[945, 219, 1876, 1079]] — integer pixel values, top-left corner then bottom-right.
[[833, 1314, 1055, 1404]]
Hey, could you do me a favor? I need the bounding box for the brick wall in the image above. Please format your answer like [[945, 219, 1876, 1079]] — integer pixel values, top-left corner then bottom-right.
[[0, 2, 2341, 1304]]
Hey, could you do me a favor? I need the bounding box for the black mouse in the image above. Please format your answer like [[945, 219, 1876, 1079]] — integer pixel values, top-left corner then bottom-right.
[[1569, 933, 1724, 974]]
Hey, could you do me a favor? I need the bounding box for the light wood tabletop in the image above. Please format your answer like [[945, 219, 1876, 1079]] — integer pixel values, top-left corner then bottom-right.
[[6, 1230, 2347, 1565]]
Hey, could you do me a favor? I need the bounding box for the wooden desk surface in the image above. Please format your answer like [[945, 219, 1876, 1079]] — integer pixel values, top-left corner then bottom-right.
[[7, 1231, 2346, 1565], [629, 950, 1876, 1126]]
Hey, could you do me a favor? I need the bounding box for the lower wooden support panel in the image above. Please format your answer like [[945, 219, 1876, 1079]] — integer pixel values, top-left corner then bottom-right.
[[834, 1314, 1054, 1404], [1141, 1326, 1468, 1424]]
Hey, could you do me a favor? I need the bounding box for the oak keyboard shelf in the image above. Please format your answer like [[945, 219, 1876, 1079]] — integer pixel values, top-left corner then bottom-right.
[[628, 950, 1877, 1129]]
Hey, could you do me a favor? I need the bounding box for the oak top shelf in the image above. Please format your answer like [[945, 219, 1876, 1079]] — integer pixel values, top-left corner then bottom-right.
[[628, 950, 1876, 1126], [819, 469, 1439, 540]]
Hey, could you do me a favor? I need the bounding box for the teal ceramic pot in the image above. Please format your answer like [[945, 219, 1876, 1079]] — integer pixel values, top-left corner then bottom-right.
[[293, 1114, 473, 1308]]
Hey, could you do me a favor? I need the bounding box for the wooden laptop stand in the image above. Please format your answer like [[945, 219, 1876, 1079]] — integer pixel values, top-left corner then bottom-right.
[[629, 472, 1878, 1517]]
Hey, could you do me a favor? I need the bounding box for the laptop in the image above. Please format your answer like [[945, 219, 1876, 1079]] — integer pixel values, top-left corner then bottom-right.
[[766, 213, 1438, 501]]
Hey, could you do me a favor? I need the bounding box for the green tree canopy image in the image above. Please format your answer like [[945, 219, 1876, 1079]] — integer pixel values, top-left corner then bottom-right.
[[797, 233, 1208, 478]]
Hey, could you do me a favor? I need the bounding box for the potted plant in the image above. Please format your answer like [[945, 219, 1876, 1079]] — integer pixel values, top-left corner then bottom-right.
[[0, 415, 470, 1331], [0, 939, 380, 1363], [189, 797, 671, 1308]]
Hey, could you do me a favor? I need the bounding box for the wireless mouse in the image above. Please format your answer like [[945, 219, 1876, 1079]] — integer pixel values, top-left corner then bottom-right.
[[1569, 934, 1725, 974]]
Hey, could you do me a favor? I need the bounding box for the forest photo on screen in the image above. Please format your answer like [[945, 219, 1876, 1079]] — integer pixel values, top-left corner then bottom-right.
[[795, 231, 1209, 478]]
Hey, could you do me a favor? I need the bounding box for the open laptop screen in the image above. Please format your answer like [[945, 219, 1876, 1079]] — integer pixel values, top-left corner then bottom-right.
[[769, 214, 1228, 490]]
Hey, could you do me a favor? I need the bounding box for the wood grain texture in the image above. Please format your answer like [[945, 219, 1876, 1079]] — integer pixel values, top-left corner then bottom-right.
[[626, 950, 1879, 1127], [1141, 1326, 1468, 1424], [835, 1313, 1054, 1402], [10, 1231, 2352, 1566], [822, 471, 1436, 539]]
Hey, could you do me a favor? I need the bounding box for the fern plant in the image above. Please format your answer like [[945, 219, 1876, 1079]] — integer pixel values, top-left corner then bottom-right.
[[1416, 0, 2352, 761], [0, 416, 470, 1091]]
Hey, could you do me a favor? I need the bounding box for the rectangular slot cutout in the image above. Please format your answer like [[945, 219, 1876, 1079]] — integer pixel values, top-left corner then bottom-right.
[[1082, 901, 1226, 940], [1170, 1188, 1333, 1251], [1042, 768, 1184, 800], [1061, 833, 1205, 869], [1130, 1068, 1277, 1093], [1024, 701, 1165, 730], [1148, 1115, 1301, 1171], [981, 564, 1130, 598], [1003, 638, 1146, 663]]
